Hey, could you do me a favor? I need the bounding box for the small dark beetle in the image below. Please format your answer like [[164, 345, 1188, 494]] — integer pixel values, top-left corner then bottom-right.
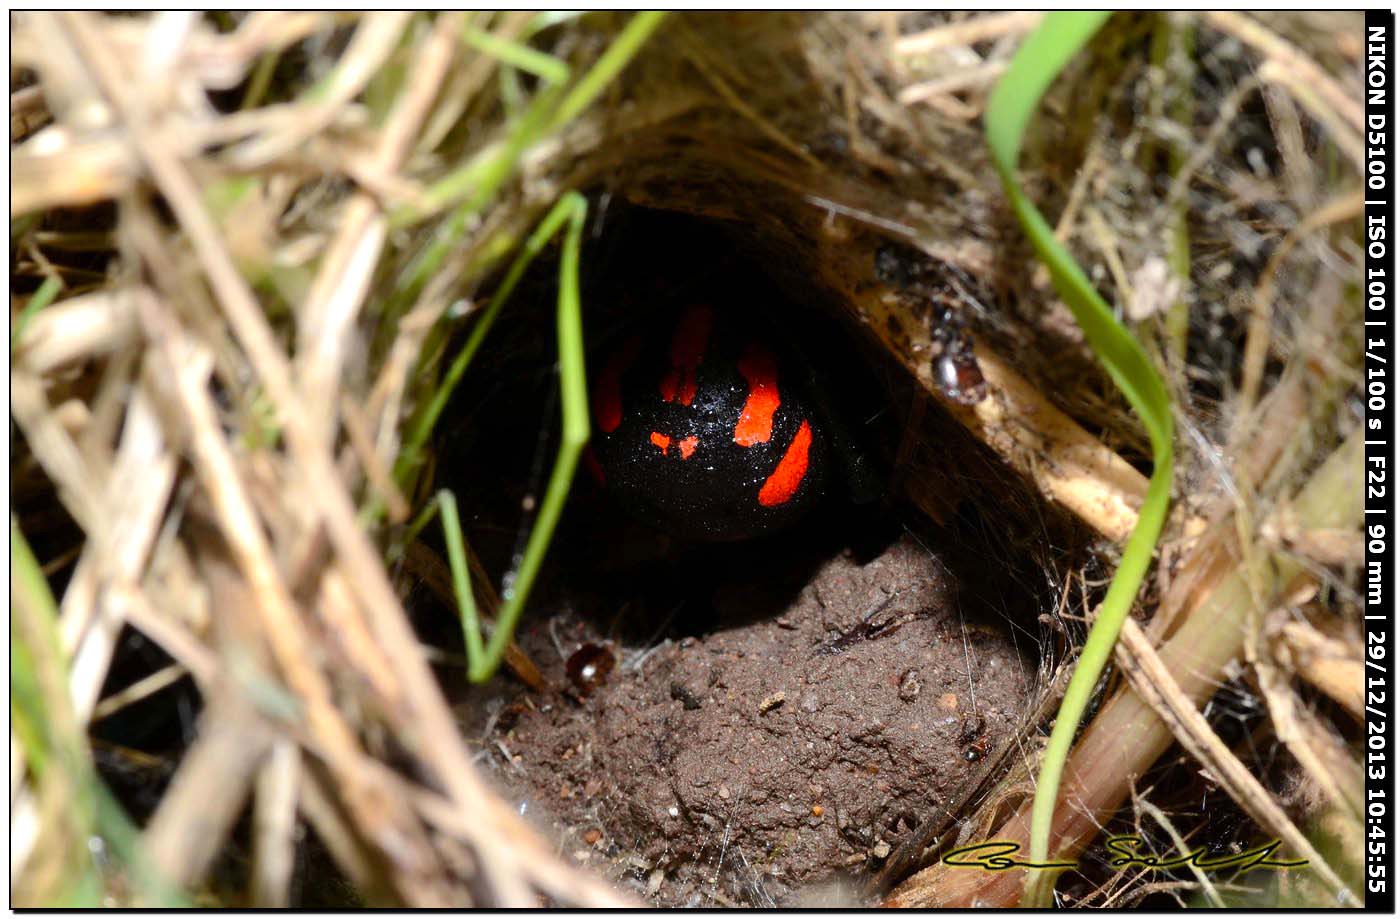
[[589, 302, 829, 541], [566, 643, 615, 696]]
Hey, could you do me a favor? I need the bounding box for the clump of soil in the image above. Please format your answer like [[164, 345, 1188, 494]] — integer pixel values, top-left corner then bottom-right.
[[482, 534, 1033, 907]]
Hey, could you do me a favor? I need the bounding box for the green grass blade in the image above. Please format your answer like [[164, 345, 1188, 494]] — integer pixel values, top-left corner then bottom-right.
[[11, 516, 64, 782], [547, 10, 667, 131], [470, 191, 589, 682], [405, 82, 565, 228], [395, 192, 585, 485], [382, 10, 664, 332], [404, 193, 590, 683], [383, 13, 665, 678], [390, 10, 664, 233], [983, 12, 1176, 906], [461, 25, 571, 86], [11, 517, 187, 906], [11, 275, 63, 356], [437, 489, 486, 666], [984, 13, 1112, 177]]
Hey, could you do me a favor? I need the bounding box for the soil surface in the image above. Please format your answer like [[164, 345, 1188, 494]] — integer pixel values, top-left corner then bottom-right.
[[475, 533, 1034, 907]]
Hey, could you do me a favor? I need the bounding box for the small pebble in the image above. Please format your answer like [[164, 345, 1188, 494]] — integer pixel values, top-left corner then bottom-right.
[[872, 841, 891, 859], [898, 668, 921, 702], [583, 829, 602, 846], [811, 805, 824, 817], [759, 691, 786, 714], [718, 785, 731, 800]]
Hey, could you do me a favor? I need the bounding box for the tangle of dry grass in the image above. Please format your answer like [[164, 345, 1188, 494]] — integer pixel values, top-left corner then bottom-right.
[[11, 11, 1365, 908]]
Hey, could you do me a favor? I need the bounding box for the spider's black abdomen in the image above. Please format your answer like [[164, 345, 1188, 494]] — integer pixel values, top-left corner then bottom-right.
[[589, 303, 827, 541]]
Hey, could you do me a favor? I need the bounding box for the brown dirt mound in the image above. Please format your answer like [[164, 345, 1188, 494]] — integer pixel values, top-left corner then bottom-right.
[[485, 534, 1032, 907]]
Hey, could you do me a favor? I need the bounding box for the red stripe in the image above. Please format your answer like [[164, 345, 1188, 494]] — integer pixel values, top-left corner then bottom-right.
[[658, 305, 713, 407], [582, 446, 606, 485], [733, 341, 780, 446], [593, 335, 642, 433], [758, 419, 812, 507]]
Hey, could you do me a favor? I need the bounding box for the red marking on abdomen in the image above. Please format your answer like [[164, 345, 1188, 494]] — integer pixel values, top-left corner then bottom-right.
[[758, 419, 812, 507], [594, 334, 642, 433], [678, 435, 698, 459], [649, 431, 671, 455], [658, 305, 713, 407], [733, 341, 780, 446], [583, 446, 606, 485]]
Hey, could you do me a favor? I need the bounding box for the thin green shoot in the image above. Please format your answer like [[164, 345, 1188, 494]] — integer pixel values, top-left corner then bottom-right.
[[11, 516, 65, 781], [423, 192, 590, 683], [392, 491, 444, 562], [240, 50, 281, 111], [11, 275, 63, 356], [380, 79, 564, 328], [396, 191, 586, 485], [11, 213, 42, 244], [390, 10, 664, 234], [506, 12, 595, 113], [11, 517, 186, 906], [437, 489, 486, 667], [397, 81, 566, 230], [547, 10, 667, 131], [461, 24, 571, 86], [1153, 15, 1196, 365], [380, 10, 664, 343], [983, 11, 1175, 906]]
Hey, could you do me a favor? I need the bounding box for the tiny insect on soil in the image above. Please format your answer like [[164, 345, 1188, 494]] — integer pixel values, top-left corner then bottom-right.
[[566, 643, 615, 696], [960, 714, 990, 762]]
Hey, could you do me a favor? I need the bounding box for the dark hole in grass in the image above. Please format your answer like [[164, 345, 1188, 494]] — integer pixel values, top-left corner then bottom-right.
[[425, 200, 1063, 661]]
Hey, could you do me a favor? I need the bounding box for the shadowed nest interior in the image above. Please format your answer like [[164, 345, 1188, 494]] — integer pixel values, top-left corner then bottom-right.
[[10, 10, 1365, 908]]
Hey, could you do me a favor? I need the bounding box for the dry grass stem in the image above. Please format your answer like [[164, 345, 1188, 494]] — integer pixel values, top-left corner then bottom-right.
[[887, 428, 1362, 906], [90, 664, 188, 722], [339, 395, 410, 524], [1201, 12, 1363, 168], [13, 289, 140, 373], [893, 12, 1044, 57], [1237, 188, 1364, 420], [143, 695, 274, 889], [898, 60, 1008, 106], [818, 237, 1149, 541], [1270, 622, 1364, 722], [251, 740, 301, 907], [1116, 619, 1359, 907], [10, 11, 1363, 908], [296, 13, 462, 448]]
